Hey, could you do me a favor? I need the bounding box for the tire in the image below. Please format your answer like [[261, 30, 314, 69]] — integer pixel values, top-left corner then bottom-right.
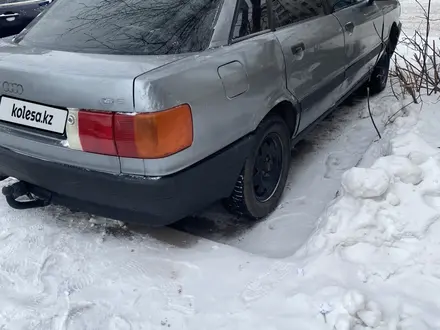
[[224, 115, 291, 220], [368, 51, 391, 95]]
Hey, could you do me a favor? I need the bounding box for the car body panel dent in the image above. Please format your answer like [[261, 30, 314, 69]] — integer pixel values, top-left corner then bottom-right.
[[134, 33, 288, 175]]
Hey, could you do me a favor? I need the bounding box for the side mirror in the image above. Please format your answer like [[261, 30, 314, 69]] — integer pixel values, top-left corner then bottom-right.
[[368, 0, 375, 5]]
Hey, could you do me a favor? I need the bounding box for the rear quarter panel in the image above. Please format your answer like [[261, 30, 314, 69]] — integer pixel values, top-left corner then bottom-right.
[[133, 33, 296, 176]]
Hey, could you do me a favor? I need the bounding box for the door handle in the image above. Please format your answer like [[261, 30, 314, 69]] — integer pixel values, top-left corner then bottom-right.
[[291, 42, 305, 60], [0, 13, 19, 18], [0, 13, 19, 21], [345, 22, 355, 35]]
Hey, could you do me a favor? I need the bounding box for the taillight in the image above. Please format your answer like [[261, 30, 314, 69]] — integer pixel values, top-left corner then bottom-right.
[[66, 105, 193, 159], [78, 111, 117, 156], [114, 104, 193, 158]]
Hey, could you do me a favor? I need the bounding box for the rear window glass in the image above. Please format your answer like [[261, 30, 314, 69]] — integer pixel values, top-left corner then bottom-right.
[[15, 0, 223, 55]]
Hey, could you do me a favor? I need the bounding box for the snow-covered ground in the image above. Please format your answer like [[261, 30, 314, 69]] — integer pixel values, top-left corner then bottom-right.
[[2, 99, 440, 329], [1, 0, 440, 329]]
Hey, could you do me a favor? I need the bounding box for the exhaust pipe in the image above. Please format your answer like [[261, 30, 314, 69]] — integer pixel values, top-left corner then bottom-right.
[[2, 181, 51, 210]]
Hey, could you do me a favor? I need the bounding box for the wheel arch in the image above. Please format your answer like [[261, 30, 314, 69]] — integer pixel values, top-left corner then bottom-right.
[[388, 22, 401, 55], [260, 100, 300, 138]]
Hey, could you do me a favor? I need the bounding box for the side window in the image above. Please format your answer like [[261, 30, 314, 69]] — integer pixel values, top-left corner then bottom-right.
[[232, 0, 270, 39], [272, 0, 325, 28], [328, 0, 362, 12]]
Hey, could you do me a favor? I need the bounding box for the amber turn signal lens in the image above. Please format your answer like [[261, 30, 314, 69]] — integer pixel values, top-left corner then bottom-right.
[[114, 104, 193, 159]]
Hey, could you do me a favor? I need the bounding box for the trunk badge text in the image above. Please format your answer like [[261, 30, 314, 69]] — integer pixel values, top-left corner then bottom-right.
[[100, 98, 125, 106], [2, 82, 23, 95]]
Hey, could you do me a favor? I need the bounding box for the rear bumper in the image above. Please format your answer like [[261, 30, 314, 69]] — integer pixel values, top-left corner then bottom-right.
[[0, 135, 254, 226]]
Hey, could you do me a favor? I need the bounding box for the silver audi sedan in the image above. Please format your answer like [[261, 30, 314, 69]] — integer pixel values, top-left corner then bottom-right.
[[0, 0, 401, 226]]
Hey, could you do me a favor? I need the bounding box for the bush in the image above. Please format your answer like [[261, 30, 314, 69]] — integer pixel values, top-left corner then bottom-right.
[[390, 0, 440, 103]]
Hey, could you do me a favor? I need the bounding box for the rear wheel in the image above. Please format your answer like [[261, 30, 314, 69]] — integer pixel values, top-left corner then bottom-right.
[[224, 115, 291, 220], [368, 51, 391, 95]]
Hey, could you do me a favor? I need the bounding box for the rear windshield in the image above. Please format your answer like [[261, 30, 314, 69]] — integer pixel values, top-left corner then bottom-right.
[[15, 0, 223, 55]]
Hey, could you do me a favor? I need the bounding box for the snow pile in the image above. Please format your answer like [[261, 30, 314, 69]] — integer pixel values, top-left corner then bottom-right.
[[341, 167, 391, 198], [290, 103, 440, 329]]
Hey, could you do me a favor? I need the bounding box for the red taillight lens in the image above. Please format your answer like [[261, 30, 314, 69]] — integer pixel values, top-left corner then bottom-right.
[[78, 111, 117, 156], [76, 105, 193, 159], [113, 114, 137, 158]]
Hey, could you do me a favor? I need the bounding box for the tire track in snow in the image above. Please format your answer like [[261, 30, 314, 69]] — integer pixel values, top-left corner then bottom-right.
[[112, 257, 198, 316], [108, 316, 132, 330], [241, 261, 296, 303], [58, 268, 97, 297]]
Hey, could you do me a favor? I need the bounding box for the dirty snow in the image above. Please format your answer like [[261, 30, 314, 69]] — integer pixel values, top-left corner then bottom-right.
[[1, 0, 440, 328]]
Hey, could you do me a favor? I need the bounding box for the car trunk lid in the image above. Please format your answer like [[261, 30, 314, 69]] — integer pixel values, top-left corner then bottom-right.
[[0, 41, 187, 112]]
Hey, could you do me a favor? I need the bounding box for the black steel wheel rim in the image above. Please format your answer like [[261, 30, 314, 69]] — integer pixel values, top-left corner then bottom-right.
[[253, 132, 284, 202]]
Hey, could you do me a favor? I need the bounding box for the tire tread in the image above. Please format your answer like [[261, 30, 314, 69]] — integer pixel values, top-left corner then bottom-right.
[[224, 173, 251, 217]]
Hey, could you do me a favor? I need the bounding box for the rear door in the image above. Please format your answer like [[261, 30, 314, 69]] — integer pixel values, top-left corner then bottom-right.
[[329, 0, 384, 91], [272, 0, 346, 132]]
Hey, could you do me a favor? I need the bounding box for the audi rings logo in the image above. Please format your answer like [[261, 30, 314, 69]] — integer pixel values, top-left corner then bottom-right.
[[2, 81, 24, 95]]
